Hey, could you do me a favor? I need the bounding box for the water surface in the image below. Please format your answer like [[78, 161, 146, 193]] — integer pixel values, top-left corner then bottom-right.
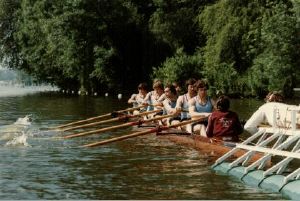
[[0, 92, 285, 199]]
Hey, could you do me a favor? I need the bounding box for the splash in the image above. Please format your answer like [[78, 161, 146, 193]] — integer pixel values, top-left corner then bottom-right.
[[5, 131, 29, 147], [14, 115, 32, 126], [0, 115, 32, 143]]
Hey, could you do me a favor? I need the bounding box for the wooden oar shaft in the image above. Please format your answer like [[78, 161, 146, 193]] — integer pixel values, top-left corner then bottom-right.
[[53, 113, 111, 129], [83, 116, 205, 147], [64, 113, 176, 139], [52, 105, 146, 129], [61, 109, 161, 132]]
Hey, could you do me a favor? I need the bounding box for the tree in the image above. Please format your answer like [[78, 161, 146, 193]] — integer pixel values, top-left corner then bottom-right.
[[0, 0, 21, 68], [249, 1, 299, 97], [153, 48, 203, 85], [199, 0, 299, 97], [149, 0, 209, 54]]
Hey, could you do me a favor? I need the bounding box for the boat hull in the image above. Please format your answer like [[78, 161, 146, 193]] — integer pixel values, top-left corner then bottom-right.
[[158, 133, 264, 162]]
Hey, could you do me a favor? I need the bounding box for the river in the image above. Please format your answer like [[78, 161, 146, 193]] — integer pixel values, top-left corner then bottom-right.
[[0, 91, 287, 199]]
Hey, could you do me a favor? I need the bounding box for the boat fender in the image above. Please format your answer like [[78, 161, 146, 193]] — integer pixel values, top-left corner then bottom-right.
[[241, 170, 265, 187], [278, 181, 289, 192], [257, 175, 272, 187], [241, 169, 259, 181]]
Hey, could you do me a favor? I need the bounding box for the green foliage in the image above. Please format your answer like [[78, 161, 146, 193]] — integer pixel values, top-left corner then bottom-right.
[[91, 46, 116, 89], [0, 0, 21, 67], [249, 1, 298, 97], [198, 0, 299, 97], [149, 0, 208, 53], [152, 48, 203, 84], [0, 0, 299, 97], [199, 1, 263, 94]]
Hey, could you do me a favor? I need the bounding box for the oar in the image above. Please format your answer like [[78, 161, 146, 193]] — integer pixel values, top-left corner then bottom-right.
[[60, 109, 162, 132], [64, 113, 177, 139], [82, 116, 206, 147], [49, 105, 146, 130]]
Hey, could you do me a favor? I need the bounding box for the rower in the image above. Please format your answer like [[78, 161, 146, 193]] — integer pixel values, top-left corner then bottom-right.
[[128, 82, 148, 115], [206, 95, 243, 142], [143, 80, 165, 118], [188, 79, 216, 135], [169, 78, 197, 129], [244, 91, 300, 134], [161, 84, 179, 125], [172, 81, 183, 95], [175, 78, 197, 121]]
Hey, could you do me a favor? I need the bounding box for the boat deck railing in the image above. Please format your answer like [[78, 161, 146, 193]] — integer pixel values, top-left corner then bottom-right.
[[212, 106, 300, 190]]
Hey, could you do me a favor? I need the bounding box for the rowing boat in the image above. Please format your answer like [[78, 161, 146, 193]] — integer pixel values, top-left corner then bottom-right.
[[158, 134, 260, 160], [132, 124, 300, 199], [134, 123, 264, 162], [59, 106, 300, 199]]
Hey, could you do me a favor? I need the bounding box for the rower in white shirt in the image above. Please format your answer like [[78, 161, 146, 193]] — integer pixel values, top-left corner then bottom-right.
[[244, 91, 300, 134], [175, 78, 197, 121], [143, 80, 165, 117], [128, 83, 148, 114]]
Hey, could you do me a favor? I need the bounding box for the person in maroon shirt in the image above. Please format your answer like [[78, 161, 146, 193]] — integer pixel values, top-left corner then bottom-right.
[[206, 95, 243, 142]]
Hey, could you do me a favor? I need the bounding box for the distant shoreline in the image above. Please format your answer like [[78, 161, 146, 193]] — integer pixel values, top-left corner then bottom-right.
[[0, 85, 58, 97]]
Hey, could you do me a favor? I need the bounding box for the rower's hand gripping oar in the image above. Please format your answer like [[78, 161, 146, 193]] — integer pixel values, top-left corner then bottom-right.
[[60, 109, 162, 132], [82, 116, 206, 147], [49, 105, 146, 130], [64, 113, 177, 139]]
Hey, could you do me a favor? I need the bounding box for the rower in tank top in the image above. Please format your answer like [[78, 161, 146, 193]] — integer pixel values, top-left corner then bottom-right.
[[143, 80, 165, 117], [169, 78, 197, 129], [160, 84, 179, 125], [128, 83, 148, 115], [188, 80, 216, 136]]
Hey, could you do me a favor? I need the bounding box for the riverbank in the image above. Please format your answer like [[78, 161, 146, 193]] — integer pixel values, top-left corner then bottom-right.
[[0, 84, 58, 97]]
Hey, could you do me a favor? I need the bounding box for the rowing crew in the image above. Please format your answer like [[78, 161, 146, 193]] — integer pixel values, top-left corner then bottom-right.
[[129, 81, 300, 143], [128, 79, 243, 142]]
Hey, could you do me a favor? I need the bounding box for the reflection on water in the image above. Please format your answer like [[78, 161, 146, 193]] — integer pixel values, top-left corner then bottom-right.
[[0, 92, 286, 199]]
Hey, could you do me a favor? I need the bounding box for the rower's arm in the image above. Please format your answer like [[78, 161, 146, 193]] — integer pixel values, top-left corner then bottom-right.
[[157, 93, 166, 103], [244, 109, 265, 134], [143, 92, 151, 104], [175, 96, 184, 112], [128, 94, 137, 104], [163, 100, 176, 114]]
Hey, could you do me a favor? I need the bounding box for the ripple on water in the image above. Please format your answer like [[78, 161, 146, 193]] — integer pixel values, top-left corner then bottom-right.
[[0, 95, 287, 200]]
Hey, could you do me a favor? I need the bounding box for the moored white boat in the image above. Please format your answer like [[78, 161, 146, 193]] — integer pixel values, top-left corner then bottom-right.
[[212, 107, 300, 200]]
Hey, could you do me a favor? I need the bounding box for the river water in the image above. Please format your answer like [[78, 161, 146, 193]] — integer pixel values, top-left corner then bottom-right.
[[0, 91, 287, 199]]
